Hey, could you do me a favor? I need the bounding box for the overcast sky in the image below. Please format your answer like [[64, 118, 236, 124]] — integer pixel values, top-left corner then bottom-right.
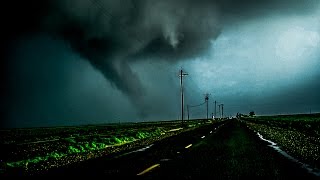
[[2, 0, 320, 128]]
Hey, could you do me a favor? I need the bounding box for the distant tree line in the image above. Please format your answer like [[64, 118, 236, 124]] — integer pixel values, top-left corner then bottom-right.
[[236, 111, 255, 119]]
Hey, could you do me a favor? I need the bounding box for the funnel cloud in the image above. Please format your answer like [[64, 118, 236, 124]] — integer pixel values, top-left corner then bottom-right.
[[44, 0, 221, 101], [2, 0, 320, 127]]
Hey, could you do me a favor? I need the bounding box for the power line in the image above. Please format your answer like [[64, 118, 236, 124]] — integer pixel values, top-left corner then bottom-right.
[[189, 101, 206, 108], [187, 101, 206, 120]]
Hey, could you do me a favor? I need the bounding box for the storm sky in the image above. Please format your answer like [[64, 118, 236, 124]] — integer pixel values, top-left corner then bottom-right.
[[2, 0, 320, 128]]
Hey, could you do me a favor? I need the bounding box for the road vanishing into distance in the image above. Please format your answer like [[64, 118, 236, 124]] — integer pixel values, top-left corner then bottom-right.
[[48, 120, 318, 179]]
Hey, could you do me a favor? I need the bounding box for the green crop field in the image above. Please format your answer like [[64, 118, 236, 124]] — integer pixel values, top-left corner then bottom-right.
[[0, 119, 213, 175]]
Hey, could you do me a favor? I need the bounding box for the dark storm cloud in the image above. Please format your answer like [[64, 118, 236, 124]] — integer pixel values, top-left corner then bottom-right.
[[218, 0, 319, 15], [3, 0, 317, 101], [1, 0, 220, 121], [2, 0, 220, 124], [2, 0, 320, 127], [44, 0, 221, 104]]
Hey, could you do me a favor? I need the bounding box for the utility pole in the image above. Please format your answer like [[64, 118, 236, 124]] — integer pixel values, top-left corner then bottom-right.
[[187, 105, 190, 120], [218, 104, 221, 119], [179, 68, 188, 124], [205, 93, 210, 121], [221, 104, 224, 119], [214, 101, 217, 118]]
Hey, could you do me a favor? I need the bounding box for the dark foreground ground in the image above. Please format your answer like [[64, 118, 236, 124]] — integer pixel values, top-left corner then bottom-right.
[[46, 120, 318, 179]]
